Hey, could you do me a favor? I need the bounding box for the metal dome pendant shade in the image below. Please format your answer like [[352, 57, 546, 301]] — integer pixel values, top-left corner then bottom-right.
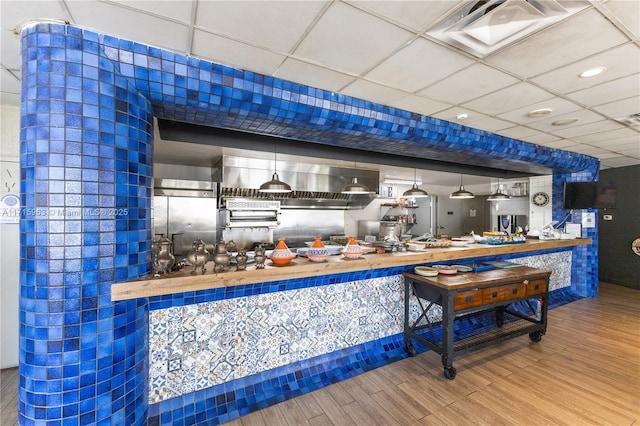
[[259, 145, 292, 193], [403, 169, 429, 198], [259, 172, 292, 193], [341, 177, 371, 194], [487, 179, 510, 201], [450, 175, 475, 199], [341, 158, 372, 194]]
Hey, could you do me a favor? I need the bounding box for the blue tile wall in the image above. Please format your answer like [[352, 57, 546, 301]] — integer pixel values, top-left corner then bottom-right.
[[19, 23, 152, 425], [18, 21, 598, 426]]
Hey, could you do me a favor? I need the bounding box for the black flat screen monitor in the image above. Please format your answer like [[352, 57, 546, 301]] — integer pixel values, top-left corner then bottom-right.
[[563, 181, 617, 209]]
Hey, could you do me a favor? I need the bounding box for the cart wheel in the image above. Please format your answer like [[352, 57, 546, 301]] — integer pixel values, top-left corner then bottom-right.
[[443, 366, 457, 380], [529, 331, 543, 343], [405, 341, 417, 357]]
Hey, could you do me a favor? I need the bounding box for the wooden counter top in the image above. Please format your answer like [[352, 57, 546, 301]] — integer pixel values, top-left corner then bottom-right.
[[111, 238, 591, 301]]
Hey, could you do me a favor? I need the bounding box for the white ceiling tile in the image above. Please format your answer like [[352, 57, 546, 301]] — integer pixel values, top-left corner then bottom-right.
[[66, 1, 190, 54], [196, 1, 328, 53], [497, 98, 583, 125], [461, 82, 553, 116], [0, 91, 20, 105], [531, 43, 640, 95], [566, 74, 640, 107], [464, 116, 515, 133], [601, 0, 640, 38], [569, 145, 615, 156], [388, 95, 451, 117], [496, 126, 540, 139], [348, 0, 464, 32], [594, 135, 640, 148], [573, 127, 639, 144], [431, 106, 484, 123], [594, 152, 628, 159], [192, 30, 286, 76], [106, 0, 193, 24], [551, 120, 627, 139], [418, 63, 519, 104], [293, 2, 414, 75], [340, 79, 408, 106], [527, 109, 605, 133], [275, 58, 355, 93], [593, 96, 640, 120], [365, 38, 475, 92], [600, 156, 640, 167], [539, 139, 582, 149], [1, 0, 70, 69], [522, 133, 562, 144], [485, 9, 630, 79]]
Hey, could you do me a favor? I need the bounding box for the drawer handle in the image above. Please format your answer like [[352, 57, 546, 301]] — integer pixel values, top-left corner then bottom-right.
[[512, 288, 518, 295], [534, 284, 540, 290], [491, 291, 498, 298], [465, 296, 473, 303]]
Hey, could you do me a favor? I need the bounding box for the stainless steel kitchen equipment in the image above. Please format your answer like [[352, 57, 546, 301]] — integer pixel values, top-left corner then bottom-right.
[[215, 156, 378, 210], [153, 179, 217, 257], [219, 199, 281, 229]]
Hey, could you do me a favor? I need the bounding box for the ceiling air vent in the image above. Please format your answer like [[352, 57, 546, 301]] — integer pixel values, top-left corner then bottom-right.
[[615, 113, 640, 127], [426, 0, 589, 58]]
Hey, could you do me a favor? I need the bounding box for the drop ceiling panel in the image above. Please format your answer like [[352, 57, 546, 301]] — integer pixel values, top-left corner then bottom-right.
[[418, 63, 520, 104], [192, 29, 286, 76], [601, 156, 640, 167], [66, 1, 190, 54], [195, 1, 328, 53], [348, 0, 463, 32], [601, 0, 640, 38], [365, 38, 475, 92], [275, 58, 355, 93], [107, 0, 193, 24], [0, 0, 70, 69], [293, 2, 414, 75], [496, 126, 541, 139], [485, 9, 630, 79], [566, 74, 640, 107], [528, 109, 605, 132], [594, 97, 640, 120], [497, 98, 583, 124], [389, 95, 451, 117], [531, 43, 640, 95], [341, 79, 408, 106], [551, 120, 628, 139], [573, 127, 639, 144], [461, 82, 554, 116]]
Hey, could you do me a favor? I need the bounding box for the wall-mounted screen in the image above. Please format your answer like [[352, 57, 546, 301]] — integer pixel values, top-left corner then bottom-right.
[[563, 181, 617, 209]]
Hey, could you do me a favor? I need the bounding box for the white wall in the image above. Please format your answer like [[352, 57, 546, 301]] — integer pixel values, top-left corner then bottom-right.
[[1, 104, 20, 368]]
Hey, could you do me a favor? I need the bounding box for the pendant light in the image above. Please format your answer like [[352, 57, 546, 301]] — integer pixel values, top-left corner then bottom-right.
[[450, 174, 474, 199], [341, 158, 371, 194], [487, 179, 510, 201], [259, 144, 292, 193], [402, 169, 429, 198]]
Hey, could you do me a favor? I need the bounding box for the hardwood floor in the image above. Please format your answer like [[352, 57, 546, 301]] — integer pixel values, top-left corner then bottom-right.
[[1, 282, 638, 426]]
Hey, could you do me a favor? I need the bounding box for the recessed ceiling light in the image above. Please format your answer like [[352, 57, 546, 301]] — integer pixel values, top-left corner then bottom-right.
[[579, 67, 606, 78], [456, 113, 469, 120], [528, 108, 552, 118], [552, 118, 579, 126]]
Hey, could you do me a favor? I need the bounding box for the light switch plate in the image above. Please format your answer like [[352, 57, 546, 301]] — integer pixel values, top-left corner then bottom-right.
[[582, 212, 596, 228]]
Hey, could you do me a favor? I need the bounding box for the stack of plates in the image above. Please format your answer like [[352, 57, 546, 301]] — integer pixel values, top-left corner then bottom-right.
[[432, 265, 458, 275], [414, 266, 438, 277]]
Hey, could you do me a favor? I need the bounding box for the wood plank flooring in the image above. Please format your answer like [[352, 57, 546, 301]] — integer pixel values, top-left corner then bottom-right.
[[1, 282, 638, 426]]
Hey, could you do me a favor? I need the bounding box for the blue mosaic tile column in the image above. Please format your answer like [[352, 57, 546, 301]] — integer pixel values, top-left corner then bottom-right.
[[553, 166, 600, 297], [19, 23, 153, 425]]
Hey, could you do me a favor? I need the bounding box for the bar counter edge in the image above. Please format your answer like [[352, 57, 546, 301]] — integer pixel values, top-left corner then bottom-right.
[[112, 238, 591, 301]]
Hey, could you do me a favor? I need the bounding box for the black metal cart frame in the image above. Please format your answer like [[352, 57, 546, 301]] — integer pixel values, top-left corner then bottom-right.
[[403, 267, 550, 380]]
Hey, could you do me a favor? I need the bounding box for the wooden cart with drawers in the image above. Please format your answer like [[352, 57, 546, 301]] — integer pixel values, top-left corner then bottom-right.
[[403, 266, 551, 379]]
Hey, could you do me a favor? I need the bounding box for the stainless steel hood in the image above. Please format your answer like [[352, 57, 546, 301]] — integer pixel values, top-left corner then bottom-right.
[[216, 156, 378, 210]]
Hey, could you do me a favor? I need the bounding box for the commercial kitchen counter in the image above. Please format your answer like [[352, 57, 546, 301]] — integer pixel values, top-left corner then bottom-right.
[[111, 238, 590, 301]]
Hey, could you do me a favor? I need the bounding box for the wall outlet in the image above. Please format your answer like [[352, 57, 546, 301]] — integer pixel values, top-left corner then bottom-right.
[[603, 214, 613, 221]]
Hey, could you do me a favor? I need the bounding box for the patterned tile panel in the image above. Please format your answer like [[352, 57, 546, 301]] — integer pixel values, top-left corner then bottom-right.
[[148, 251, 569, 404]]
